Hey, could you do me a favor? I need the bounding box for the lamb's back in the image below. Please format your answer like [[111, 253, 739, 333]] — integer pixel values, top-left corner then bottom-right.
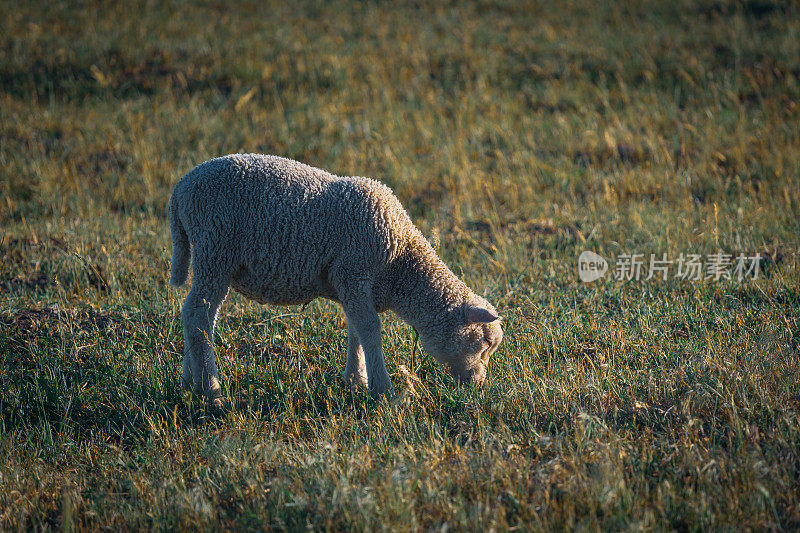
[[171, 154, 420, 302]]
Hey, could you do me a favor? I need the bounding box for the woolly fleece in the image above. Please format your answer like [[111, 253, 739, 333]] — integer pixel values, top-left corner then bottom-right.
[[170, 154, 502, 401]]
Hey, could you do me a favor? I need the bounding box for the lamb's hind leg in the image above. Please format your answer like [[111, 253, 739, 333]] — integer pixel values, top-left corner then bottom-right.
[[181, 267, 230, 406]]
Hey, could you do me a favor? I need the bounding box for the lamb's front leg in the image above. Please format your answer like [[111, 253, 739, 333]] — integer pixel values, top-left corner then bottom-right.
[[340, 298, 392, 397], [343, 320, 368, 389]]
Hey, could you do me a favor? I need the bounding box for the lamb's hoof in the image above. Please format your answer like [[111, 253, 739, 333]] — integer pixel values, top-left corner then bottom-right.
[[206, 383, 225, 409], [369, 384, 394, 400], [207, 396, 226, 414], [190, 382, 225, 413], [342, 371, 369, 390]]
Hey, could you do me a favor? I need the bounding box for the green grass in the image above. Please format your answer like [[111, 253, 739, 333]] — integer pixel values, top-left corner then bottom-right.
[[1, 0, 799, 529]]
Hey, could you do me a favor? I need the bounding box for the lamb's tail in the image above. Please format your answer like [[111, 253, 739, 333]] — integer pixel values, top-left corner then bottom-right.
[[169, 192, 191, 287]]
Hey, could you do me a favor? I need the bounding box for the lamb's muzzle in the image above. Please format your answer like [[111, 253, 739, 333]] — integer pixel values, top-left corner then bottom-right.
[[169, 154, 503, 402]]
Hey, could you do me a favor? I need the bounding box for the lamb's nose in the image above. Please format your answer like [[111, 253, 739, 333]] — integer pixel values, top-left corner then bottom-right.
[[471, 366, 486, 387]]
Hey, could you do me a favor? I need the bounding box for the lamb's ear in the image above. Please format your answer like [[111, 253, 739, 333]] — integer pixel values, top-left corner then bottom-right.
[[465, 306, 500, 324]]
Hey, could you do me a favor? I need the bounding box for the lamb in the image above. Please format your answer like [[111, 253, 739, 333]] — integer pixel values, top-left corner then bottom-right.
[[169, 154, 503, 404]]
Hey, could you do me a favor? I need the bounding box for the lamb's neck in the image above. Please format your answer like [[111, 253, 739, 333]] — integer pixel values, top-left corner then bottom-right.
[[388, 244, 470, 332]]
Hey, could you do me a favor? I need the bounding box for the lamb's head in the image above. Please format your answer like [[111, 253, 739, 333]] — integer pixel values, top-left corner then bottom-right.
[[419, 295, 503, 387]]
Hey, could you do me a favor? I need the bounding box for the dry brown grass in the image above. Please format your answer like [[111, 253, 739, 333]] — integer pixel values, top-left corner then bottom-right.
[[1, 0, 799, 529]]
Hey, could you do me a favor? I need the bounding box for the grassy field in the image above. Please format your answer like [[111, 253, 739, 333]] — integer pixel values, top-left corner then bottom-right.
[[1, 0, 799, 529]]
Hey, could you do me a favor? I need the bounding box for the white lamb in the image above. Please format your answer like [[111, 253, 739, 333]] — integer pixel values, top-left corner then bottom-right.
[[169, 154, 503, 404]]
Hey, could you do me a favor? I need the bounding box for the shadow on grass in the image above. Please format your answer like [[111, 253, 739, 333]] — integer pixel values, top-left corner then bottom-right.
[[0, 305, 392, 448]]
